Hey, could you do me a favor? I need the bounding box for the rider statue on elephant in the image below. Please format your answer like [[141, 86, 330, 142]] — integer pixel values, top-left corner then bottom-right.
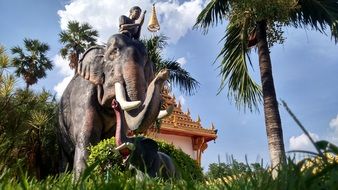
[[119, 6, 146, 40]]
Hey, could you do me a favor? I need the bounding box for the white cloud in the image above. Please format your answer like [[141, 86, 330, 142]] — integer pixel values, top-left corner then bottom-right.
[[289, 133, 319, 151], [329, 114, 338, 133], [53, 55, 73, 98], [53, 54, 73, 76], [54, 75, 73, 99], [57, 0, 204, 44], [329, 114, 338, 145], [177, 57, 187, 66]]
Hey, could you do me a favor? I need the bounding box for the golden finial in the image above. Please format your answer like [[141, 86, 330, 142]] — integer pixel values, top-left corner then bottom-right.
[[147, 4, 160, 32], [186, 108, 190, 116]]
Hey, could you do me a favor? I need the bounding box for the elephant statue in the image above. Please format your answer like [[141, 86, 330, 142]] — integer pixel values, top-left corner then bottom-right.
[[58, 34, 172, 178], [112, 99, 177, 179]]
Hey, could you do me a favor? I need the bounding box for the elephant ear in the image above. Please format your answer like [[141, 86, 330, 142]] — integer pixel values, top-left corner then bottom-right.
[[77, 46, 105, 85], [141, 138, 158, 152]]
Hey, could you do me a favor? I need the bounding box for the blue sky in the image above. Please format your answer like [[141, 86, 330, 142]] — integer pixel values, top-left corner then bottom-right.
[[1, 0, 338, 171]]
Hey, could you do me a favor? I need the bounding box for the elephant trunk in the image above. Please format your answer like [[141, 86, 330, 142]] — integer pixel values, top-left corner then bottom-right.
[[112, 99, 126, 147], [123, 69, 169, 133], [122, 48, 147, 102]]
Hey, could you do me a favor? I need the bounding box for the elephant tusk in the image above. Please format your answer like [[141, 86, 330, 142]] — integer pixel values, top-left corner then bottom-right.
[[157, 105, 174, 119], [115, 82, 142, 111]]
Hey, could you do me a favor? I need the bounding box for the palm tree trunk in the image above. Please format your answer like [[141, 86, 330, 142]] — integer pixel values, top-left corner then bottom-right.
[[256, 20, 286, 170]]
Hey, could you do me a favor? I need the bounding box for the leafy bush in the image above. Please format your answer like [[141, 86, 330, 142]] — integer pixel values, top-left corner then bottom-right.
[[206, 159, 264, 179], [87, 137, 124, 173], [156, 140, 204, 181], [0, 71, 59, 178], [88, 137, 204, 181]]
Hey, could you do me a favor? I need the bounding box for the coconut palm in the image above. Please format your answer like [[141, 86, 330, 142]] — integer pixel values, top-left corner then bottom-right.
[[142, 35, 199, 95], [195, 0, 338, 170], [59, 20, 98, 74], [11, 39, 53, 90]]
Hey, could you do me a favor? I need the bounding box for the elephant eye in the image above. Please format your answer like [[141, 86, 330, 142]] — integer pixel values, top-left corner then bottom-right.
[[112, 47, 119, 54]]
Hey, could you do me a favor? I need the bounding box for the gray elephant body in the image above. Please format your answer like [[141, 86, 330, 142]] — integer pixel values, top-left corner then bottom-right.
[[58, 34, 168, 178]]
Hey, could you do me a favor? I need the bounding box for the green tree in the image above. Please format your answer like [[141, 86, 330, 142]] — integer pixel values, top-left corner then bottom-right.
[[0, 45, 10, 75], [206, 159, 264, 179], [142, 35, 199, 95], [59, 20, 98, 74], [195, 0, 338, 170], [11, 39, 53, 90]]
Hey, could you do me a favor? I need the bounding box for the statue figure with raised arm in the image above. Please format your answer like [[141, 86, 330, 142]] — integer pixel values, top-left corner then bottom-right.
[[119, 6, 146, 40]]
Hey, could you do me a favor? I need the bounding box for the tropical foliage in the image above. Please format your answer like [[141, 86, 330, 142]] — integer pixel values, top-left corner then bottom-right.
[[142, 35, 199, 95], [0, 46, 10, 74], [0, 48, 59, 179], [11, 39, 53, 89], [206, 159, 264, 179], [59, 20, 98, 72], [194, 0, 338, 169], [87, 136, 204, 181]]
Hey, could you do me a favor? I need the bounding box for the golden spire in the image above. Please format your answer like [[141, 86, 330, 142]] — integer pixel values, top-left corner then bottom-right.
[[197, 115, 201, 123], [147, 4, 160, 32]]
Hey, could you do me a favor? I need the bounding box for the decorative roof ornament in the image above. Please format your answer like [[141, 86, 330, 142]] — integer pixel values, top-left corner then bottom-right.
[[147, 4, 160, 32], [197, 115, 201, 123]]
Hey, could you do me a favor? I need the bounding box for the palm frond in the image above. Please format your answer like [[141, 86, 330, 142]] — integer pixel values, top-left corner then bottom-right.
[[157, 60, 200, 96], [0, 46, 10, 69], [58, 20, 98, 66], [10, 39, 53, 87], [290, 0, 338, 42], [0, 74, 16, 97], [142, 35, 199, 95], [217, 22, 262, 111], [10, 46, 24, 58], [194, 0, 230, 32]]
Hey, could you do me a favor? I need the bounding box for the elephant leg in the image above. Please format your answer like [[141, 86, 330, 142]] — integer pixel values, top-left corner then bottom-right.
[[73, 140, 88, 179], [59, 145, 73, 172], [73, 107, 103, 179]]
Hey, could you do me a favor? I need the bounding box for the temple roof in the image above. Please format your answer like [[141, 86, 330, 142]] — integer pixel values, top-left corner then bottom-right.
[[151, 87, 217, 142]]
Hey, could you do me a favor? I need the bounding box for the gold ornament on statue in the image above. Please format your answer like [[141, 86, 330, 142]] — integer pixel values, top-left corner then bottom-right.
[[147, 4, 160, 32]]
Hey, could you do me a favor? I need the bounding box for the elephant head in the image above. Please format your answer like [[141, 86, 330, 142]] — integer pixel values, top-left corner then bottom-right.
[[77, 34, 171, 133]]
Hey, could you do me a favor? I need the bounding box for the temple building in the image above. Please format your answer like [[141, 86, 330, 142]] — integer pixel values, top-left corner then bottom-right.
[[147, 88, 218, 165]]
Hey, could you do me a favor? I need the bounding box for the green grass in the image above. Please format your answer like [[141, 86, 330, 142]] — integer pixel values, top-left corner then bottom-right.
[[0, 154, 337, 190]]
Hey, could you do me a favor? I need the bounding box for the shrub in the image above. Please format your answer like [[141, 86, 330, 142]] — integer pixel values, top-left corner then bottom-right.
[[0, 78, 59, 178], [88, 137, 204, 181], [156, 140, 204, 181], [87, 137, 124, 173]]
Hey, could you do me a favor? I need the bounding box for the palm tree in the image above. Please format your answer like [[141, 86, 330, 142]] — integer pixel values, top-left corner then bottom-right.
[[195, 0, 338, 170], [142, 35, 199, 96], [11, 39, 53, 90], [59, 20, 98, 74]]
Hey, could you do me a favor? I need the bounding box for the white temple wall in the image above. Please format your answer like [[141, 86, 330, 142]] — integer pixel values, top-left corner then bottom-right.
[[152, 133, 195, 160]]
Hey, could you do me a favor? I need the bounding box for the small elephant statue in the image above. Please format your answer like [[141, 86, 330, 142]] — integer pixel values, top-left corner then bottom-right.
[[58, 34, 172, 179], [112, 99, 177, 179]]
